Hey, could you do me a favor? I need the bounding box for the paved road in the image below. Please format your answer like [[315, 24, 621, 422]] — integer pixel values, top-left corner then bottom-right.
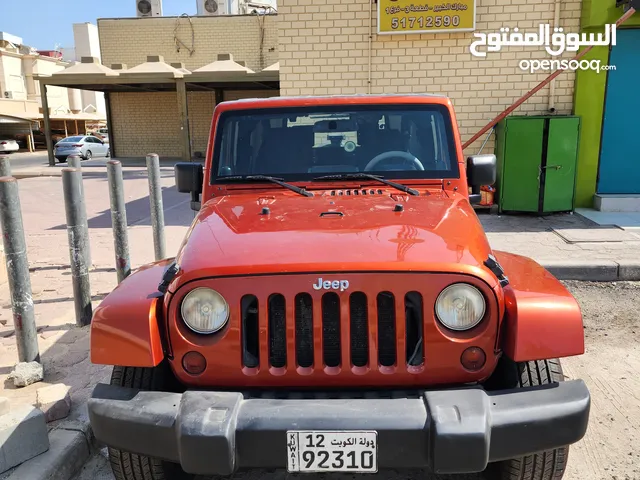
[[72, 281, 640, 480]]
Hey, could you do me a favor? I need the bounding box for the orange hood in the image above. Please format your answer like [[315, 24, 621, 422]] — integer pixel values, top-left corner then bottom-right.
[[171, 190, 496, 289]]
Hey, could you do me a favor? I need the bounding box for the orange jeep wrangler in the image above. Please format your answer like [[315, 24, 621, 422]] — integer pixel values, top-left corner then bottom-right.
[[88, 95, 590, 480]]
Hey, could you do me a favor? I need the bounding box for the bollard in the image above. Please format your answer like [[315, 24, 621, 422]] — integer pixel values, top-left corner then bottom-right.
[[65, 154, 92, 269], [0, 156, 11, 177], [0, 177, 40, 363], [67, 154, 82, 169], [62, 168, 93, 326], [107, 160, 131, 283], [146, 153, 166, 261]]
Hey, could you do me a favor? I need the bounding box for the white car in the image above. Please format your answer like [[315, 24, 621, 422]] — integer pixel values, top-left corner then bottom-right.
[[95, 128, 109, 143], [0, 139, 20, 153], [54, 136, 110, 163]]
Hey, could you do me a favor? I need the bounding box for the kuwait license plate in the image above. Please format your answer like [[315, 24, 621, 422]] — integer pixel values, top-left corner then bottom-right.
[[287, 431, 378, 473]]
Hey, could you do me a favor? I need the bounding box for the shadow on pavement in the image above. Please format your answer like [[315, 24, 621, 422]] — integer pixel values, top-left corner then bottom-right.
[[48, 185, 193, 230]]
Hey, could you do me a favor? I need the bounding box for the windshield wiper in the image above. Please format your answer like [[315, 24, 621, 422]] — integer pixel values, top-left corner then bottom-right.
[[220, 175, 314, 197], [312, 173, 419, 196]]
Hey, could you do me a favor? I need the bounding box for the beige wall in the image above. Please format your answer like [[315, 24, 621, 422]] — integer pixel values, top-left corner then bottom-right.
[[0, 54, 26, 99], [277, 0, 581, 154], [110, 89, 279, 158], [33, 58, 71, 114], [110, 92, 181, 157], [0, 98, 39, 117], [98, 15, 279, 73], [188, 91, 216, 156], [0, 51, 74, 118]]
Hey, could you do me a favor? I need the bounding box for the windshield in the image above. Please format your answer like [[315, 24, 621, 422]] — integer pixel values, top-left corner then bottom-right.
[[60, 136, 84, 143], [212, 104, 459, 182]]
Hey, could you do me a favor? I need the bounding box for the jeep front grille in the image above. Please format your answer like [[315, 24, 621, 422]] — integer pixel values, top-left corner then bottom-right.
[[241, 290, 425, 371]]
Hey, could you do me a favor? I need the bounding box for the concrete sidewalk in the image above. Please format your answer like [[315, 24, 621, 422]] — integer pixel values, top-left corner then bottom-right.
[[480, 211, 640, 281]]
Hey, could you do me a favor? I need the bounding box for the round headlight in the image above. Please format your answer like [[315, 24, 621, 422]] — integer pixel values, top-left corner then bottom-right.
[[435, 283, 486, 331], [181, 288, 229, 334]]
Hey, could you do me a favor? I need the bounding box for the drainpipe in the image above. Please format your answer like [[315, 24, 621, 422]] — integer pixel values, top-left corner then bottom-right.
[[367, 0, 373, 94], [548, 0, 561, 113]]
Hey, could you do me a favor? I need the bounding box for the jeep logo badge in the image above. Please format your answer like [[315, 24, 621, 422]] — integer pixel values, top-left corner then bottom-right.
[[312, 278, 350, 292]]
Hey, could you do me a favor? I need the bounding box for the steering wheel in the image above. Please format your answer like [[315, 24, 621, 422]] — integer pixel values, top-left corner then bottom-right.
[[364, 151, 425, 172]]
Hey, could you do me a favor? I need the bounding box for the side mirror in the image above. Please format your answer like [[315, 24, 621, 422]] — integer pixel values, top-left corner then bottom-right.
[[175, 162, 204, 211], [467, 154, 496, 205]]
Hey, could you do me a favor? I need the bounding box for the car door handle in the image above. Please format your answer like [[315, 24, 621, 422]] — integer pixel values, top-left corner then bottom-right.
[[542, 165, 562, 170]]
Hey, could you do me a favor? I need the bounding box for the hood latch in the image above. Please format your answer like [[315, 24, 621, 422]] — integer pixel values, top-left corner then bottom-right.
[[158, 261, 180, 294], [484, 254, 509, 288]]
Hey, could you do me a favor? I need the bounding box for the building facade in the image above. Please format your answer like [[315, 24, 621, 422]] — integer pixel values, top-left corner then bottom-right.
[[277, 0, 581, 156], [0, 31, 106, 145], [97, 14, 279, 157]]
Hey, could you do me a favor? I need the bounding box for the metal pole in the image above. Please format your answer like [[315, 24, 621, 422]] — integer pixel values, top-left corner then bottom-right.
[[62, 168, 93, 326], [29, 123, 35, 153], [65, 154, 92, 268], [0, 156, 11, 177], [0, 177, 40, 363], [107, 160, 131, 283], [67, 154, 82, 169], [146, 154, 166, 261], [40, 82, 56, 167]]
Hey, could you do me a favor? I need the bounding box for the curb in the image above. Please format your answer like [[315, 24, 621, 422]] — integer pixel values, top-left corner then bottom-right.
[[542, 260, 640, 282], [6, 421, 93, 480], [12, 172, 62, 180]]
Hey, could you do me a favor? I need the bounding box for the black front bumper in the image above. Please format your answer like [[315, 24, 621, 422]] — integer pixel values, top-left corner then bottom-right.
[[88, 381, 590, 476]]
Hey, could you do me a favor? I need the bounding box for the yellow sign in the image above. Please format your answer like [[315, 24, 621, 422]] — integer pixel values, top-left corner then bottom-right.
[[378, 1, 476, 34]]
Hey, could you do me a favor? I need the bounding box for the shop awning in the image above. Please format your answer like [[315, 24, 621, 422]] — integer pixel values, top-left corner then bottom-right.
[[118, 55, 186, 79], [36, 55, 279, 93], [0, 114, 37, 125]]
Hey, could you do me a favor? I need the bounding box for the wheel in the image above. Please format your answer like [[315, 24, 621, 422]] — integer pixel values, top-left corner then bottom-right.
[[56, 157, 66, 164], [485, 358, 569, 480], [84, 150, 92, 160], [106, 148, 110, 158], [108, 364, 193, 480]]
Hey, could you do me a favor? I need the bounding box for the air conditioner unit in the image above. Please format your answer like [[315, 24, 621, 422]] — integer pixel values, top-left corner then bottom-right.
[[4, 91, 14, 99], [197, 0, 229, 16], [136, 0, 163, 17]]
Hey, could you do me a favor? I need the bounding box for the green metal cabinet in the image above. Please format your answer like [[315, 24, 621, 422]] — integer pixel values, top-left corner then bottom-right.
[[495, 116, 581, 213]]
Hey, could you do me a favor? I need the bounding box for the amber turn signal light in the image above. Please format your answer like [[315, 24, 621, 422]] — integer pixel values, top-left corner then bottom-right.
[[460, 347, 486, 371], [182, 351, 207, 375]]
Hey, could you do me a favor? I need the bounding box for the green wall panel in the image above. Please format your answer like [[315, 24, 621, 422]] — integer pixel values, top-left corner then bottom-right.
[[573, 46, 609, 208]]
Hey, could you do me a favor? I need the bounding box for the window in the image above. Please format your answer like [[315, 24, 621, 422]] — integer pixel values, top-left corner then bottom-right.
[[60, 136, 84, 143], [213, 104, 459, 182]]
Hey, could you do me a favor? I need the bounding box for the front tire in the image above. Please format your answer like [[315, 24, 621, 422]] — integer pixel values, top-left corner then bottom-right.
[[108, 364, 193, 480], [486, 359, 569, 480]]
